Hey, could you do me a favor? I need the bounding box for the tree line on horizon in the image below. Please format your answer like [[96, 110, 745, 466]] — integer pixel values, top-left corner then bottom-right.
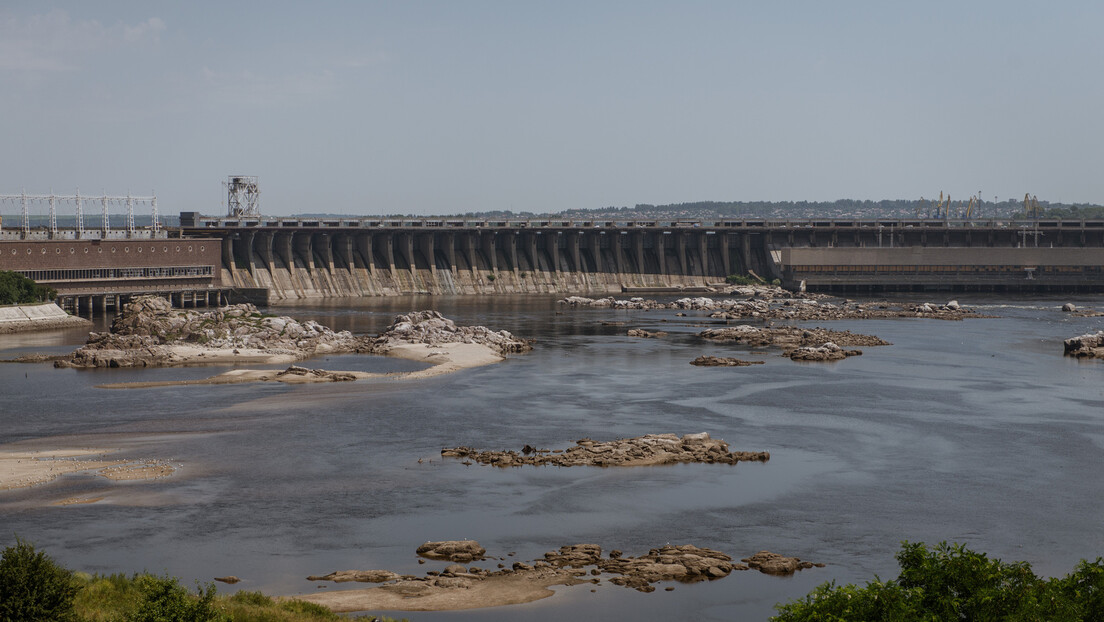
[[443, 199, 1104, 221]]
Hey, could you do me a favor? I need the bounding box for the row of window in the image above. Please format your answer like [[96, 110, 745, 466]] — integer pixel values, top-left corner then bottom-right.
[[791, 265, 1103, 274], [5, 243, 207, 256], [18, 266, 214, 282]]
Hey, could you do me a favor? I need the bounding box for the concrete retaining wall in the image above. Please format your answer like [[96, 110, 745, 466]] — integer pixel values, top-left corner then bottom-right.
[[0, 303, 90, 333]]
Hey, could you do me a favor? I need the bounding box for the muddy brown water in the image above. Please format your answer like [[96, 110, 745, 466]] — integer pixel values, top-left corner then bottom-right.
[[1, 294, 1103, 621]]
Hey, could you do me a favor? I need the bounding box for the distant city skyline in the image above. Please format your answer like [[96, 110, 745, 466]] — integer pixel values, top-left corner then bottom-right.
[[2, 1, 1101, 217]]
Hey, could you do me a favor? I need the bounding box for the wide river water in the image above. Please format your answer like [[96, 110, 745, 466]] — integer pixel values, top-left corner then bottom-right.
[[1, 293, 1103, 620]]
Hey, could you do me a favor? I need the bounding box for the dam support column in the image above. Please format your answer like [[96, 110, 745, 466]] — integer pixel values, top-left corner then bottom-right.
[[675, 231, 688, 276], [740, 234, 752, 274], [720, 233, 731, 276], [698, 232, 709, 279], [656, 232, 668, 282], [461, 232, 479, 286], [545, 232, 561, 277]]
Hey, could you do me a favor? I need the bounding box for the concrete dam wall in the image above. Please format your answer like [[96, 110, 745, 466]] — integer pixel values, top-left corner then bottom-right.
[[217, 228, 771, 300]]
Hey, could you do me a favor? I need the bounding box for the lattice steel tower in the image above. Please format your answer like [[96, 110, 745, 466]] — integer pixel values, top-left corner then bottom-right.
[[226, 176, 259, 217]]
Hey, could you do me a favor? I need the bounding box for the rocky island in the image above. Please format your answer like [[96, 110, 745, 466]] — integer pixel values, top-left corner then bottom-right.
[[294, 541, 822, 612], [55, 296, 365, 369], [441, 433, 769, 467], [51, 299, 531, 387]]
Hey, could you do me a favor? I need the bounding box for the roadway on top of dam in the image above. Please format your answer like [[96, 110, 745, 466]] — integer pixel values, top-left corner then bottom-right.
[[182, 213, 1104, 233]]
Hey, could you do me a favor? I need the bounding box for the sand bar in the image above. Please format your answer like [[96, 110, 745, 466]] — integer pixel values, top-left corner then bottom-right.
[[0, 446, 176, 492], [96, 342, 507, 389], [292, 569, 582, 612]]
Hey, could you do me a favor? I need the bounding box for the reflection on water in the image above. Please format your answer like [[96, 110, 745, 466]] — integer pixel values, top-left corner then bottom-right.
[[1, 294, 1103, 621]]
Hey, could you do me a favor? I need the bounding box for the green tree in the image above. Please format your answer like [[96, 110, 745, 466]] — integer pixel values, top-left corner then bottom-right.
[[0, 538, 79, 622], [0, 271, 56, 305], [772, 542, 1104, 622]]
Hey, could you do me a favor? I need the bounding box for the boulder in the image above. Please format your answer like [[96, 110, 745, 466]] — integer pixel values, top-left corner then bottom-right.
[[416, 540, 487, 562], [741, 551, 824, 575], [689, 355, 764, 367], [367, 310, 531, 356]]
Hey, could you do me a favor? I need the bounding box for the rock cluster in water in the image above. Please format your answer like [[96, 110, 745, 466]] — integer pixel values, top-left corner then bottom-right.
[[740, 551, 824, 575], [627, 329, 667, 338], [1062, 303, 1104, 317], [416, 540, 488, 563], [543, 544, 738, 592], [366, 310, 532, 356], [306, 543, 822, 595], [689, 355, 764, 367], [56, 296, 364, 368], [786, 342, 863, 361], [559, 295, 985, 321], [274, 365, 358, 382], [700, 325, 890, 348], [441, 433, 769, 467], [1064, 331, 1104, 359]]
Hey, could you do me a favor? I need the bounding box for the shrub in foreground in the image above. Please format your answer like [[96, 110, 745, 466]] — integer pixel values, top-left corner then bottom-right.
[[0, 538, 79, 622], [772, 541, 1104, 622]]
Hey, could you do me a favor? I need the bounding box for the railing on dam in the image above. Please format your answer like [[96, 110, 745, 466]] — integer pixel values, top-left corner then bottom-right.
[[181, 212, 1104, 232]]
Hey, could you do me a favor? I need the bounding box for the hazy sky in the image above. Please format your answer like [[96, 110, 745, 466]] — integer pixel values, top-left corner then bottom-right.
[[2, 1, 1101, 217]]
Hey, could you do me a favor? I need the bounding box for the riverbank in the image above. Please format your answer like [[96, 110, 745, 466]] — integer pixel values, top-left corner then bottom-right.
[[0, 303, 90, 334]]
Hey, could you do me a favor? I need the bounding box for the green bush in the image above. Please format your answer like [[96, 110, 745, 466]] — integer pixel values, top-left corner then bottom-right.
[[0, 538, 79, 622], [127, 574, 227, 622], [772, 542, 1104, 622]]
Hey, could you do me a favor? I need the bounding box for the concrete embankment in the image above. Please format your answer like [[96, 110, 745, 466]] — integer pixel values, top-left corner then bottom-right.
[[0, 303, 90, 334]]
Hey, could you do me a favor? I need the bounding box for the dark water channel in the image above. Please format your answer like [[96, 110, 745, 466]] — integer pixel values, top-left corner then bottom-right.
[[1, 294, 1103, 620]]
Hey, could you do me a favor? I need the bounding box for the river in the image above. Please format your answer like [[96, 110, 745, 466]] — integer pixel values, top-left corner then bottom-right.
[[1, 294, 1102, 620]]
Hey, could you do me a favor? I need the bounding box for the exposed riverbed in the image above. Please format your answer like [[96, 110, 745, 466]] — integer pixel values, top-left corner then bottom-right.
[[1, 294, 1102, 620]]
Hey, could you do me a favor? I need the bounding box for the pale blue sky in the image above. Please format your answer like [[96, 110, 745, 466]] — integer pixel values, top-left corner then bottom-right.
[[2, 1, 1101, 216]]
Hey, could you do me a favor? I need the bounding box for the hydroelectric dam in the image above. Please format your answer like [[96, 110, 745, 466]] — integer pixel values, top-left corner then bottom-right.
[[181, 213, 1104, 301]]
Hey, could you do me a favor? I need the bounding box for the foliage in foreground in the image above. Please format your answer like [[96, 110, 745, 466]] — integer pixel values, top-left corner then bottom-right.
[[3, 539, 404, 622], [0, 538, 80, 622], [772, 541, 1104, 622], [0, 270, 56, 305]]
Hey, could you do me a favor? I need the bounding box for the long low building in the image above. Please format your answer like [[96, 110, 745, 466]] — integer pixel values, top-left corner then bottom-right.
[[0, 236, 226, 314], [780, 246, 1104, 292]]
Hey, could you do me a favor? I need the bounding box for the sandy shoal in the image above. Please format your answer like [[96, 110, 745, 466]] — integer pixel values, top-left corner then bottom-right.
[[154, 345, 301, 365], [0, 447, 176, 491], [291, 569, 582, 612], [96, 342, 505, 389]]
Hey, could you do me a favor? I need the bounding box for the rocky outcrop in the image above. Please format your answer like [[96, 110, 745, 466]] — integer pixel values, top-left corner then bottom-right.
[[302, 543, 824, 604], [1062, 304, 1104, 317], [273, 365, 357, 382], [559, 295, 987, 321], [741, 551, 825, 575], [1064, 331, 1104, 359], [786, 342, 862, 361], [55, 296, 364, 368], [441, 433, 769, 467], [307, 570, 403, 583], [689, 356, 764, 367], [543, 544, 739, 592], [627, 329, 667, 338], [367, 310, 531, 356], [700, 325, 889, 348], [416, 540, 488, 563]]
